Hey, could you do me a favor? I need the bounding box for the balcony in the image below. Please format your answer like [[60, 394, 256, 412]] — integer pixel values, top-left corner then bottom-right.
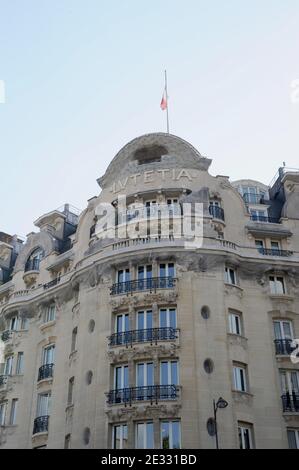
[[109, 327, 178, 347], [250, 215, 280, 224], [25, 259, 40, 272], [258, 248, 293, 257], [110, 276, 176, 296], [209, 205, 225, 221], [275, 339, 297, 356], [107, 384, 178, 406], [1, 330, 13, 342], [281, 393, 299, 413], [43, 277, 61, 290], [243, 193, 269, 204], [0, 375, 8, 387], [38, 364, 54, 382], [33, 415, 49, 435]]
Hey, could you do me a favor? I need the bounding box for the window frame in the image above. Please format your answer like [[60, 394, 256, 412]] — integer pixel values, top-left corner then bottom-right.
[[233, 364, 248, 392]]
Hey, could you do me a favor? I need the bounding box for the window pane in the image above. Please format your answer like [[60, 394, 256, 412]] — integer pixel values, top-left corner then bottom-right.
[[169, 309, 177, 329], [243, 428, 251, 449], [147, 363, 154, 386], [161, 422, 170, 449], [168, 263, 175, 277], [287, 430, 298, 449], [172, 422, 181, 449], [160, 309, 167, 328], [171, 362, 178, 385], [147, 423, 154, 449], [137, 423, 144, 449], [161, 362, 168, 385]]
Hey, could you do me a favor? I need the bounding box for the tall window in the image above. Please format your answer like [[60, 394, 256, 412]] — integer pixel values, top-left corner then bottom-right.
[[255, 240, 264, 253], [115, 365, 129, 390], [225, 267, 237, 285], [26, 247, 44, 271], [45, 305, 56, 323], [250, 209, 267, 221], [116, 314, 129, 333], [0, 402, 7, 426], [238, 423, 253, 449], [67, 377, 75, 406], [233, 365, 247, 392], [271, 241, 280, 253], [136, 422, 154, 449], [16, 352, 24, 375], [288, 429, 299, 449], [280, 370, 299, 395], [160, 361, 179, 385], [112, 424, 128, 449], [4, 355, 13, 375], [117, 269, 131, 293], [42, 345, 55, 365], [20, 317, 28, 330], [137, 310, 153, 342], [71, 327, 78, 353], [9, 316, 18, 331], [136, 363, 154, 398], [269, 275, 285, 295], [138, 265, 153, 289], [9, 399, 18, 425], [159, 308, 177, 329], [228, 311, 242, 336], [161, 421, 181, 449], [159, 263, 175, 278], [273, 320, 293, 341], [37, 393, 51, 417]]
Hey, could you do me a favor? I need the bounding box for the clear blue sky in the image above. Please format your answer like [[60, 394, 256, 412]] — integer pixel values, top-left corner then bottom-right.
[[1, 0, 299, 236]]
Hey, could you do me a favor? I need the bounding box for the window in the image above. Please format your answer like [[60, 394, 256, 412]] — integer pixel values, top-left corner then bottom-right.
[[287, 429, 299, 449], [71, 327, 78, 353], [45, 305, 55, 323], [250, 209, 266, 221], [137, 310, 153, 341], [25, 247, 44, 271], [9, 316, 18, 331], [280, 370, 299, 395], [269, 275, 285, 295], [16, 352, 24, 375], [37, 393, 51, 417], [271, 241, 280, 253], [136, 422, 154, 449], [159, 263, 175, 278], [233, 365, 247, 392], [161, 421, 181, 449], [9, 399, 18, 425], [225, 267, 237, 285], [238, 423, 253, 449], [229, 311, 242, 336], [67, 377, 74, 406], [115, 365, 129, 390], [160, 361, 179, 385], [159, 308, 177, 329], [64, 434, 71, 449], [117, 268, 130, 283], [137, 363, 154, 389], [112, 424, 128, 449], [42, 345, 55, 365], [20, 317, 28, 330], [255, 240, 264, 253], [0, 402, 7, 426], [116, 313, 129, 333], [273, 320, 293, 341], [138, 265, 153, 289], [4, 355, 13, 375]]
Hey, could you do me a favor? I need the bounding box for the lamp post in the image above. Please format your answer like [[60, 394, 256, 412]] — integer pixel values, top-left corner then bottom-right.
[[213, 397, 228, 449]]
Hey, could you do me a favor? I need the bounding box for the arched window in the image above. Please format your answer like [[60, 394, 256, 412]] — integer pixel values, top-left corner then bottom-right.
[[25, 248, 44, 272]]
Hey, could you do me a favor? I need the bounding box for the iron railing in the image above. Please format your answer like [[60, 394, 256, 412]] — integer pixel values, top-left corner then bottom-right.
[[109, 327, 178, 347], [38, 364, 54, 382], [43, 277, 61, 290], [33, 415, 49, 434], [110, 276, 176, 295], [0, 375, 8, 387], [209, 205, 225, 221], [107, 385, 178, 406], [281, 393, 299, 413], [250, 215, 280, 224], [275, 339, 297, 356], [24, 259, 40, 272], [258, 248, 293, 257], [1, 330, 13, 342]]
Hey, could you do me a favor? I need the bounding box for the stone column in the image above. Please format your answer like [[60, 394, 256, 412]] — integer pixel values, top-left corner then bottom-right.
[[153, 418, 161, 449]]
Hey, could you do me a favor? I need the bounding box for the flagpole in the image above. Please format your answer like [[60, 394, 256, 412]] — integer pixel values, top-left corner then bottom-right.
[[164, 70, 170, 134]]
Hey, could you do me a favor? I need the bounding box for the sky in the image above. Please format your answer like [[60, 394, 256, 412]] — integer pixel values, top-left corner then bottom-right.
[[0, 0, 299, 237]]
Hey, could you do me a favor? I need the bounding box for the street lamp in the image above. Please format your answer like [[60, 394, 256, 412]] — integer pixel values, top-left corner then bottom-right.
[[213, 397, 228, 449]]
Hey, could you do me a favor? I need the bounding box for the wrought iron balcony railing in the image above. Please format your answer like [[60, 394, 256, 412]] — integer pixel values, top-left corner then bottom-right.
[[0, 375, 8, 387], [250, 215, 280, 224], [209, 205, 225, 221], [38, 363, 54, 382], [281, 393, 299, 413], [110, 276, 176, 295], [109, 327, 178, 347], [1, 330, 13, 342], [43, 277, 61, 290], [33, 415, 49, 435], [24, 259, 40, 272], [258, 248, 293, 257], [274, 339, 297, 356], [107, 384, 178, 406]]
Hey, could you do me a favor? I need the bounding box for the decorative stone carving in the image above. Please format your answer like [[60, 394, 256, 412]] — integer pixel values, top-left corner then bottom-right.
[[107, 342, 179, 364], [106, 403, 182, 422]]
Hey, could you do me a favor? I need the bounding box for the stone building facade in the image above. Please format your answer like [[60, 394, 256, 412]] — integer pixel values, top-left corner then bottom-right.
[[0, 133, 299, 449]]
